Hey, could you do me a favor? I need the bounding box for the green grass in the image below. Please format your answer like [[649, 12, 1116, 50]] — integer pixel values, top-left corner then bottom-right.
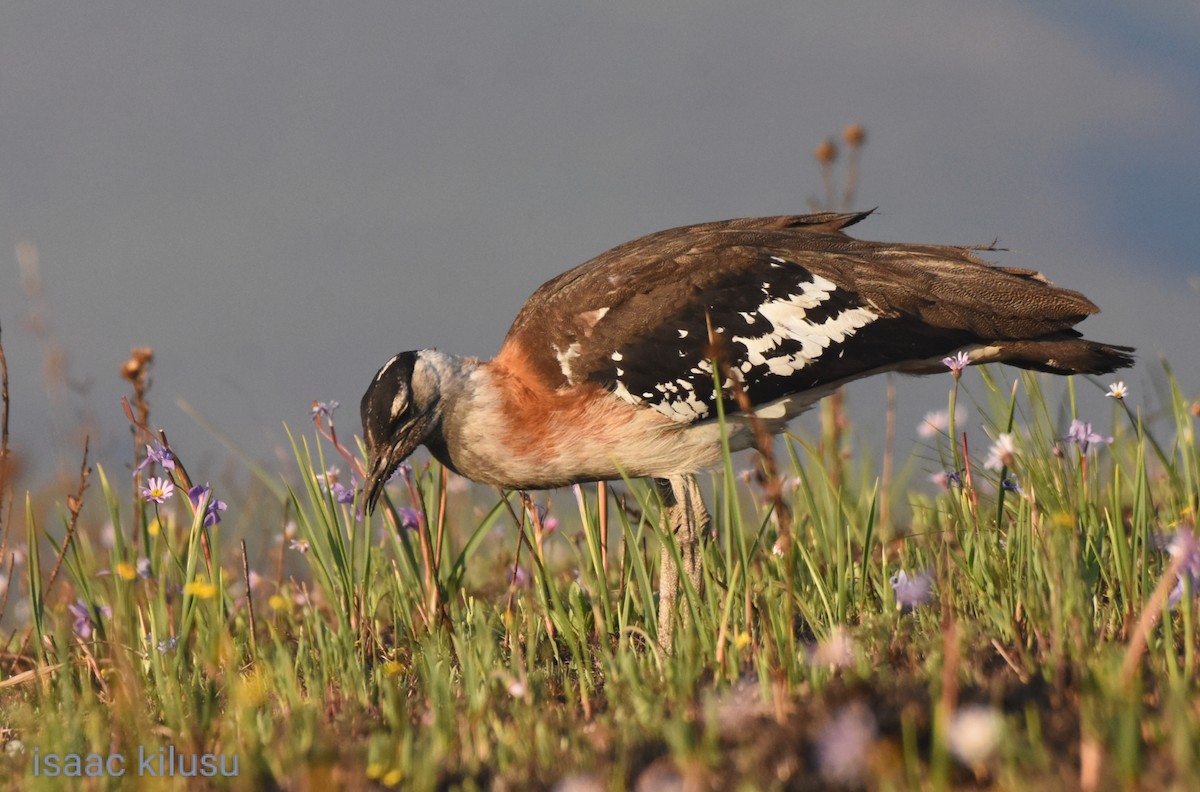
[[1, 365, 1198, 791]]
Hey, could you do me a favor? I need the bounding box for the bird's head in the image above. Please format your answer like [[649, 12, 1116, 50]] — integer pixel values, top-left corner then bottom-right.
[[360, 350, 442, 513]]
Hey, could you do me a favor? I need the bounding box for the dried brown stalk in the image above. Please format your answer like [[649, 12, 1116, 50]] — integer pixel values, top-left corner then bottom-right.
[[241, 540, 258, 657], [0, 321, 10, 498], [11, 438, 91, 669]]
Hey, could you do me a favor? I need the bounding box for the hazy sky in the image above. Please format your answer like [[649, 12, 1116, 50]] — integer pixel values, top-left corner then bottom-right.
[[1, 1, 1197, 488]]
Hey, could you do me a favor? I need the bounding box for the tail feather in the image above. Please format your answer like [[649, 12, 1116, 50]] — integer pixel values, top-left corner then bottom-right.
[[992, 338, 1135, 375]]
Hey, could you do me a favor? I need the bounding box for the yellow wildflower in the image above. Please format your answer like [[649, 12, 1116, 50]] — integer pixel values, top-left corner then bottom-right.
[[184, 580, 219, 600]]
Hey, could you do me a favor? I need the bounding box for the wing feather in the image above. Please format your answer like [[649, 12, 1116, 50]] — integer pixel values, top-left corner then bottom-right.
[[497, 212, 1128, 423]]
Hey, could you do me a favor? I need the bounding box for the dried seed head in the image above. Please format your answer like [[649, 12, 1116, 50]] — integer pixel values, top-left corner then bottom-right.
[[121, 346, 154, 382], [814, 138, 837, 164], [842, 123, 866, 147]]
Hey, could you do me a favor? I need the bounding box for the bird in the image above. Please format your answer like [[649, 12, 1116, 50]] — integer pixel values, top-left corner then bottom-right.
[[360, 210, 1133, 649]]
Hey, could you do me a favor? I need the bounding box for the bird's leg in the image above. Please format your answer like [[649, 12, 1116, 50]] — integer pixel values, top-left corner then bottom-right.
[[655, 474, 707, 651]]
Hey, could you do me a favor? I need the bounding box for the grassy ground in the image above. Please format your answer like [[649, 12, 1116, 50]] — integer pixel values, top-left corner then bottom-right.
[[0, 361, 1197, 791]]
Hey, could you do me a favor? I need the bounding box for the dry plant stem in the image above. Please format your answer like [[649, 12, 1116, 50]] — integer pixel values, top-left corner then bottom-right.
[[0, 322, 10, 498], [822, 390, 846, 491], [126, 351, 153, 532], [402, 468, 440, 625], [17, 242, 72, 474], [713, 351, 793, 550], [12, 438, 91, 670], [708, 327, 795, 658], [0, 328, 15, 626], [940, 594, 960, 717], [842, 142, 859, 211], [502, 493, 558, 645], [43, 437, 90, 600], [0, 490, 12, 625], [434, 466, 448, 570], [881, 376, 895, 530], [515, 492, 557, 641], [311, 410, 365, 480], [503, 497, 527, 617], [241, 539, 258, 657], [991, 638, 1030, 683], [820, 160, 835, 214], [1120, 550, 1187, 689], [960, 432, 980, 520], [0, 554, 14, 623], [598, 480, 609, 578]]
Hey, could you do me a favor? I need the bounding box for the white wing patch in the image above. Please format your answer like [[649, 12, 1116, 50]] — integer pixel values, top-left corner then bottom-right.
[[607, 273, 878, 424], [553, 342, 582, 383], [732, 275, 876, 377]]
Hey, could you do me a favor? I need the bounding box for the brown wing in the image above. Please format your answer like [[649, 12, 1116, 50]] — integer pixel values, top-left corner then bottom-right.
[[498, 211, 1131, 423]]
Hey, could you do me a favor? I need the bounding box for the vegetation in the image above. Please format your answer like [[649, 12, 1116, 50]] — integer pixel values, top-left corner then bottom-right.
[[0, 329, 1197, 790]]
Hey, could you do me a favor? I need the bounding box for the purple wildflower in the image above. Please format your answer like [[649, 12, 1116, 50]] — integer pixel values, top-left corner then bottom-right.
[[157, 635, 178, 654], [931, 469, 964, 490], [331, 481, 356, 505], [310, 400, 340, 420], [1064, 420, 1113, 454], [508, 565, 531, 588], [187, 484, 227, 527], [397, 507, 421, 531], [136, 557, 152, 579], [1167, 525, 1200, 608], [531, 503, 559, 534], [134, 442, 176, 475], [815, 701, 877, 785], [69, 598, 112, 639], [141, 476, 175, 504], [942, 351, 971, 377], [316, 465, 341, 489], [889, 569, 934, 610]]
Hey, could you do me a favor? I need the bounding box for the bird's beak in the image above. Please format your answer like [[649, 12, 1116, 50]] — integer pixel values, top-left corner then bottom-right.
[[362, 426, 426, 514], [363, 454, 392, 515]]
